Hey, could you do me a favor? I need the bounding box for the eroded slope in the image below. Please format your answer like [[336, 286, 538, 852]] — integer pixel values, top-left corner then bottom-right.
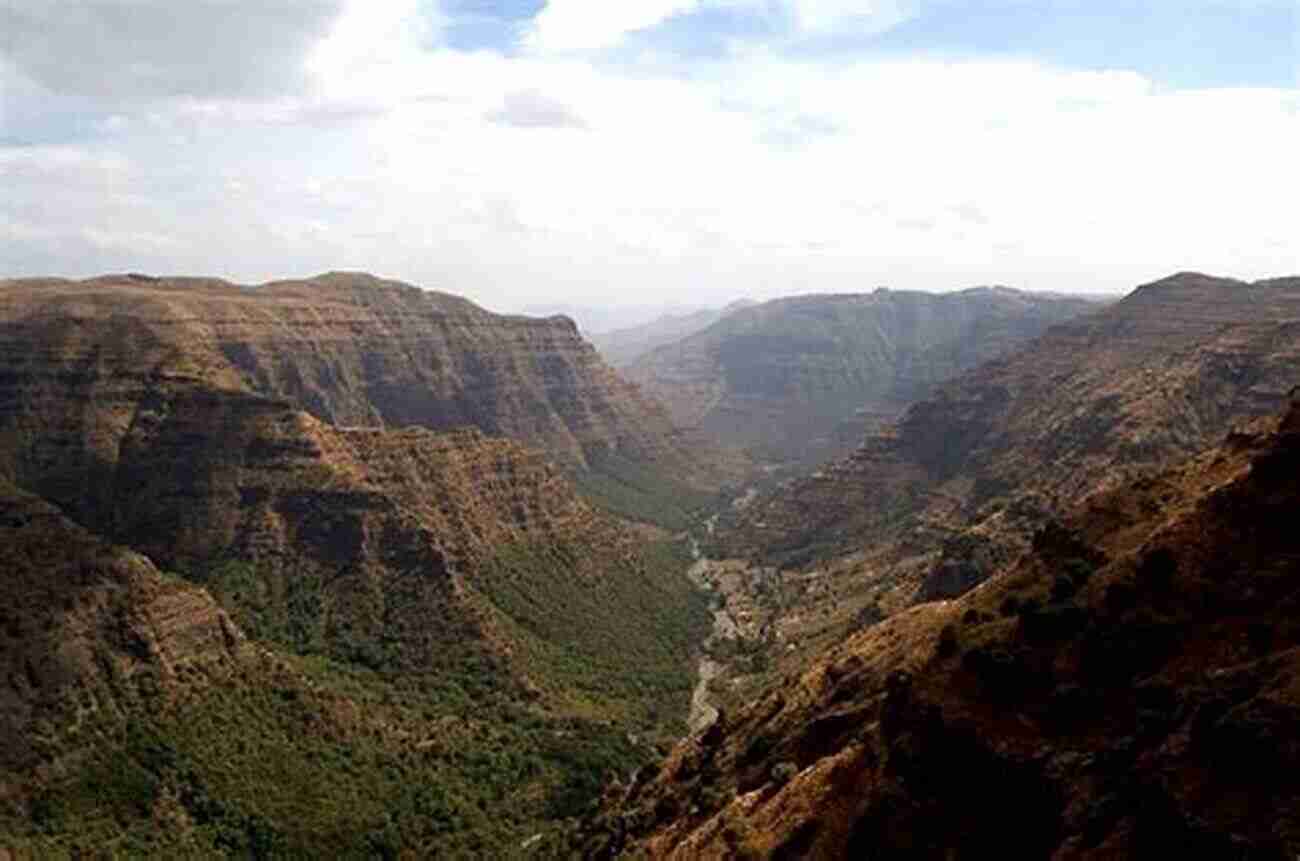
[[0, 272, 720, 525], [627, 287, 1097, 468], [584, 394, 1300, 858], [723, 274, 1300, 585]]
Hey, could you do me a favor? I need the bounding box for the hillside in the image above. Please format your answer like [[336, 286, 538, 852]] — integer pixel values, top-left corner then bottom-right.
[[721, 274, 1300, 582], [0, 275, 716, 854], [626, 287, 1098, 468], [590, 300, 756, 369], [0, 273, 722, 527], [581, 392, 1300, 858], [0, 475, 702, 856]]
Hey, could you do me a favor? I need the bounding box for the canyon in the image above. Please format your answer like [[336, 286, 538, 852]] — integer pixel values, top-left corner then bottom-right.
[[625, 287, 1098, 470], [2, 270, 1298, 858]]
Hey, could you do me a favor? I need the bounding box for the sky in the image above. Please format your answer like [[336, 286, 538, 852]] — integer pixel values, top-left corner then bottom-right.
[[1, 0, 1297, 312]]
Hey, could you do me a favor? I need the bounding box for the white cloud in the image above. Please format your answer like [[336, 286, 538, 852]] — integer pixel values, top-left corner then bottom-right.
[[1, 2, 1297, 306], [0, 0, 345, 102], [525, 0, 701, 53], [788, 0, 918, 34]]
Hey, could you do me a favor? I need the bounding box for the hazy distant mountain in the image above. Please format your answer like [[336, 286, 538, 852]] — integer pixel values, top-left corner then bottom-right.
[[589, 299, 758, 368], [625, 286, 1098, 469], [520, 302, 714, 335], [722, 272, 1300, 570]]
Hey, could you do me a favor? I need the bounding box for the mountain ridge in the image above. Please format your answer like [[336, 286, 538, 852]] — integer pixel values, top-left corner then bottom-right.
[[719, 272, 1300, 578], [0, 271, 727, 527], [625, 285, 1100, 469]]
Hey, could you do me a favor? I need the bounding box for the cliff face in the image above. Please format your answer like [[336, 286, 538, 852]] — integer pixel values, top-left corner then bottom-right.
[[626, 287, 1098, 467], [0, 273, 718, 523], [0, 460, 703, 856], [722, 275, 1300, 578], [0, 479, 247, 780], [584, 395, 1300, 858], [0, 274, 714, 854], [0, 360, 699, 702]]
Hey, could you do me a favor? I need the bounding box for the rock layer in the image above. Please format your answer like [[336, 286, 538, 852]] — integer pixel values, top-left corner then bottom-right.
[[722, 274, 1300, 576], [627, 287, 1098, 466], [0, 273, 719, 521]]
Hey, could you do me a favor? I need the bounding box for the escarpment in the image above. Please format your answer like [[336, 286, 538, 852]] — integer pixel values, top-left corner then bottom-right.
[[582, 395, 1300, 858], [0, 274, 714, 855], [0, 272, 721, 526], [721, 274, 1300, 588], [626, 286, 1098, 468], [0, 352, 697, 701]]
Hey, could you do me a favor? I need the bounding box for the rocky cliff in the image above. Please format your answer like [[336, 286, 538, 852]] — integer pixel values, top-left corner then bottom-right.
[[582, 393, 1300, 858], [626, 287, 1098, 468], [0, 274, 714, 854], [0, 272, 720, 525]]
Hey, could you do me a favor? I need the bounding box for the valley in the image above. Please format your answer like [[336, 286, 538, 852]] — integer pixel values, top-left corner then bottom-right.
[[7, 4, 1293, 858], [624, 287, 1100, 474], [2, 270, 1298, 858]]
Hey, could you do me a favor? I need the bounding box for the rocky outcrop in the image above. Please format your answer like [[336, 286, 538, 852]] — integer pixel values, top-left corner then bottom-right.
[[626, 287, 1098, 467], [582, 397, 1300, 858]]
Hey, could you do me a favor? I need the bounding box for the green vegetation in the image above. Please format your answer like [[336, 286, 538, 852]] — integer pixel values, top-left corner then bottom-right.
[[472, 537, 711, 734], [576, 448, 716, 530], [204, 560, 328, 656], [2, 533, 712, 856], [4, 657, 648, 857]]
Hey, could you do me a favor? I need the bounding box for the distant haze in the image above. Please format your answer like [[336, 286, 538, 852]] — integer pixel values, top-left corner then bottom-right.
[[2, 1, 1296, 308]]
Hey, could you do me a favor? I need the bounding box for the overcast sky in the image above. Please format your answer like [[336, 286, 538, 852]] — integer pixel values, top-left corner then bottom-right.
[[2, 1, 1297, 311]]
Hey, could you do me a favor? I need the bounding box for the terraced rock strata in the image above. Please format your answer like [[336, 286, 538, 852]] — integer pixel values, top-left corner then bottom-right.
[[0, 272, 722, 527], [0, 274, 717, 854], [627, 286, 1098, 468], [721, 274, 1300, 587]]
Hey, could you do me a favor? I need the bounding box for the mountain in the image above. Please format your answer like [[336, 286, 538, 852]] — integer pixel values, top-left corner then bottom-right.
[[521, 302, 714, 337], [0, 467, 704, 856], [0, 274, 715, 854], [0, 272, 722, 526], [721, 274, 1300, 581], [590, 299, 757, 369], [625, 287, 1100, 469], [580, 391, 1300, 858]]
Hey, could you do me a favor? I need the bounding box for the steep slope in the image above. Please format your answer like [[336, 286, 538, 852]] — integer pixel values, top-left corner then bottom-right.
[[0, 272, 720, 526], [627, 287, 1098, 467], [0, 479, 248, 782], [0, 275, 716, 853], [0, 363, 708, 723], [0, 479, 693, 856], [590, 300, 757, 369], [723, 274, 1300, 581], [583, 393, 1300, 858]]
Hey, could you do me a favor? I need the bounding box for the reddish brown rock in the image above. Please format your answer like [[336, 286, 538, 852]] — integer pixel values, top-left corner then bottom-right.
[[584, 396, 1300, 858]]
